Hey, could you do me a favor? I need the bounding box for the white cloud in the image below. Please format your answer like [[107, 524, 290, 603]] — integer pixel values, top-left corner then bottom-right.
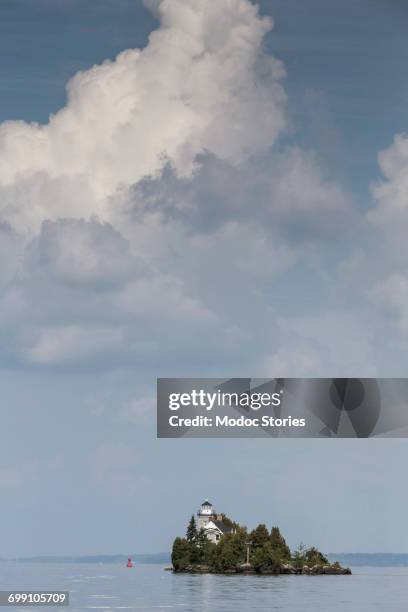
[[0, 218, 223, 367], [0, 0, 360, 373], [371, 133, 408, 226], [354, 133, 408, 340], [0, 0, 286, 234], [0, 223, 23, 288], [124, 148, 353, 241], [25, 218, 144, 288]]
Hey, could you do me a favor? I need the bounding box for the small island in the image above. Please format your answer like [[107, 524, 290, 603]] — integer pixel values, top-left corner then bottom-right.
[[171, 500, 351, 576]]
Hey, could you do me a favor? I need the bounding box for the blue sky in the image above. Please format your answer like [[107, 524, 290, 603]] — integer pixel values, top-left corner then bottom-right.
[[0, 0, 408, 557]]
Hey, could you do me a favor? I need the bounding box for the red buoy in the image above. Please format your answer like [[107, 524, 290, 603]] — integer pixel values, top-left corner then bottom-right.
[[126, 558, 133, 568]]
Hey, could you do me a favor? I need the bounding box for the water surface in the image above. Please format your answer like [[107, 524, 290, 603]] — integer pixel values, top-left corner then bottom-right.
[[0, 563, 406, 611]]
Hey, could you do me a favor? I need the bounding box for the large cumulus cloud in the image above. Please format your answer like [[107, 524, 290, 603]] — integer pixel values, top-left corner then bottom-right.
[[0, 0, 379, 377], [0, 0, 287, 233]]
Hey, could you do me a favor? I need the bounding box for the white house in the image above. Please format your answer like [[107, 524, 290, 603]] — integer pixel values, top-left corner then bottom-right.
[[197, 499, 232, 544]]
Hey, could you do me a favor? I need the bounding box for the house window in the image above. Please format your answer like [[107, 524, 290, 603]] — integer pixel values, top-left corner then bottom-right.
[[216, 534, 220, 541]]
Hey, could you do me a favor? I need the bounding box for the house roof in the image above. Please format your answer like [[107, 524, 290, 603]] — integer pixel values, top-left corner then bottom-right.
[[212, 520, 232, 534]]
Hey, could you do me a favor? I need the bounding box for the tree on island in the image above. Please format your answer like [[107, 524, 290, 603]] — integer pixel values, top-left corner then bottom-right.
[[270, 526, 291, 561], [292, 542, 307, 569], [196, 527, 208, 548], [196, 528, 212, 557], [303, 546, 329, 567], [250, 526, 291, 573], [210, 527, 248, 572], [249, 524, 270, 549], [251, 542, 283, 573], [171, 537, 191, 571], [190, 528, 214, 564], [291, 543, 329, 569], [220, 514, 241, 531], [186, 515, 198, 542]]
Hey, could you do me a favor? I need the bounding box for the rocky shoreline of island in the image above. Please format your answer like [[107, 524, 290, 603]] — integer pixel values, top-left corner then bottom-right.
[[172, 562, 351, 575], [171, 506, 351, 576]]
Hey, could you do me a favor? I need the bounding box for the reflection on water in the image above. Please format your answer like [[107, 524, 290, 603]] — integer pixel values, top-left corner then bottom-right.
[[0, 562, 407, 612]]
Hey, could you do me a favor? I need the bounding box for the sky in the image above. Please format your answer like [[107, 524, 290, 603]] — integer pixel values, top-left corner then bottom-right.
[[0, 0, 408, 557]]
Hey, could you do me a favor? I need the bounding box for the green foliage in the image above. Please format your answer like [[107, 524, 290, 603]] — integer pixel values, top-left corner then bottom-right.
[[229, 528, 247, 560], [291, 542, 306, 569], [196, 527, 208, 548], [172, 517, 337, 575], [208, 532, 246, 571], [252, 542, 282, 573], [209, 538, 236, 572], [303, 546, 329, 566], [171, 538, 191, 571], [221, 514, 241, 531], [292, 543, 329, 569], [249, 527, 290, 572], [249, 524, 270, 550], [269, 526, 291, 561], [186, 515, 198, 543], [194, 528, 214, 563]]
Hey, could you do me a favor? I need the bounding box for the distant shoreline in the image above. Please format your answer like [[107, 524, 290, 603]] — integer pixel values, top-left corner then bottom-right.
[[2, 554, 170, 565], [328, 554, 408, 568], [3, 553, 408, 567]]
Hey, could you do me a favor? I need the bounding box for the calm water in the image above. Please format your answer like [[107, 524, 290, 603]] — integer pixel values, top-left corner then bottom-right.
[[0, 563, 407, 612]]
